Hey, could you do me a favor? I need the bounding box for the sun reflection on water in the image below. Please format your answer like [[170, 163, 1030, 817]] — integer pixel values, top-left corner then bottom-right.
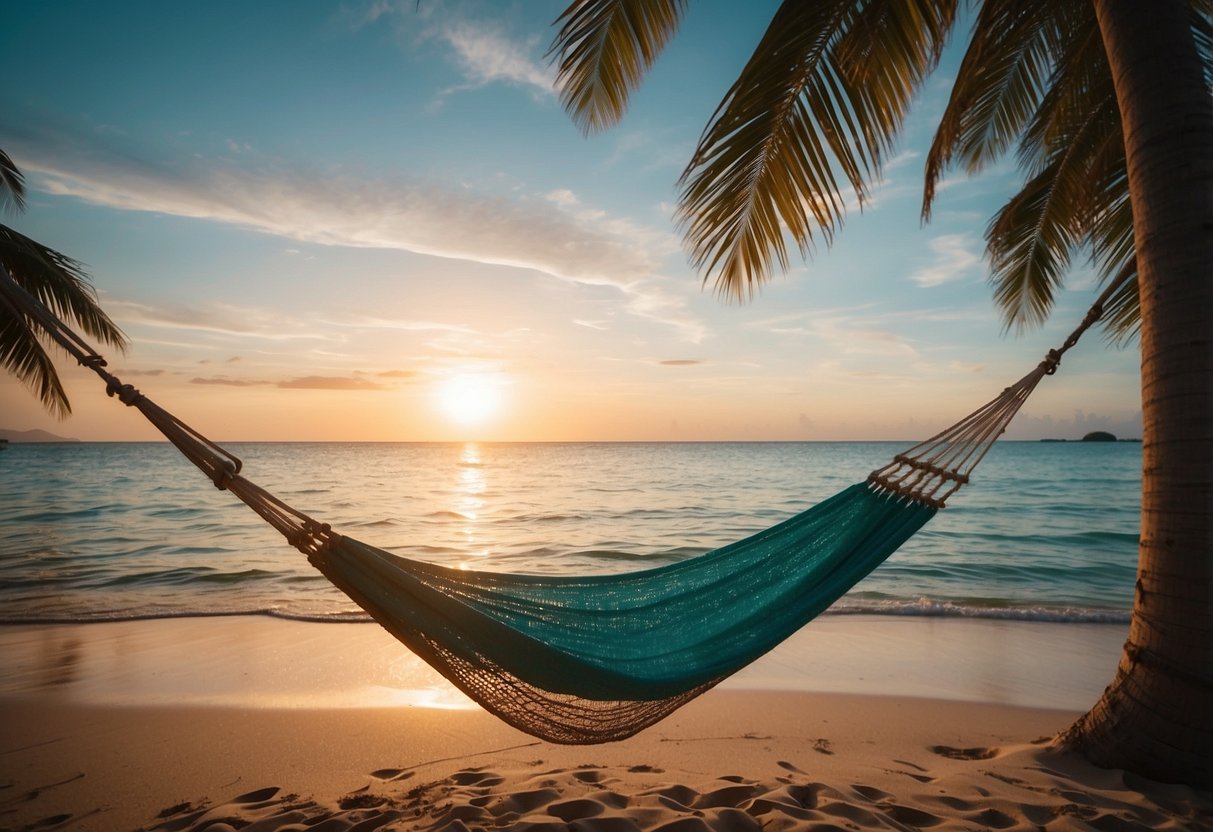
[[457, 443, 490, 566]]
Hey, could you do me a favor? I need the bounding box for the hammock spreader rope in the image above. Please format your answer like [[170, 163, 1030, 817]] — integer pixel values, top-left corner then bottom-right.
[[0, 265, 1130, 743]]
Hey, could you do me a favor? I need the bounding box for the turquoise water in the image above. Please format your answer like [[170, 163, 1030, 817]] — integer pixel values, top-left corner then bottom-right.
[[0, 440, 1140, 624]]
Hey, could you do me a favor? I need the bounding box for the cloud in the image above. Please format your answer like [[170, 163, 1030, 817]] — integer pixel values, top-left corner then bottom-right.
[[106, 299, 340, 342], [659, 359, 702, 366], [377, 369, 418, 378], [333, 315, 477, 334], [277, 375, 385, 390], [746, 307, 922, 361], [190, 377, 267, 387], [439, 21, 553, 96], [11, 126, 665, 293], [348, 3, 553, 99], [910, 234, 982, 287]]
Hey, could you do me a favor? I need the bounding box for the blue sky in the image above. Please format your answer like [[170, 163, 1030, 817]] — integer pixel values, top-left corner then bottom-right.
[[1, 0, 1142, 441]]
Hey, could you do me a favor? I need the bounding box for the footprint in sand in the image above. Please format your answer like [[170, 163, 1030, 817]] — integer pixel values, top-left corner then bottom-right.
[[451, 769, 506, 787], [851, 784, 892, 802], [548, 797, 607, 821], [930, 745, 998, 760], [230, 786, 281, 804], [880, 802, 945, 828]]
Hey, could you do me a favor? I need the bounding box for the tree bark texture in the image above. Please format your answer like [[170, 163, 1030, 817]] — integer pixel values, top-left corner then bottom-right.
[[1060, 0, 1213, 787]]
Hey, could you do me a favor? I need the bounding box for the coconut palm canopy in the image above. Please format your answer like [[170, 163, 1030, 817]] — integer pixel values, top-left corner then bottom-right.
[[552, 0, 1212, 338]]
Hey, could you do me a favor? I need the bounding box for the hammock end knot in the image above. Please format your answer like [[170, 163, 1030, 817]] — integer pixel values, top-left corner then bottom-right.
[[104, 378, 146, 406], [1041, 349, 1062, 375], [212, 460, 238, 490], [297, 522, 336, 565]]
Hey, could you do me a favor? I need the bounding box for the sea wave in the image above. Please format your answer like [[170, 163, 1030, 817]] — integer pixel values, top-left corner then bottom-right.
[[0, 600, 1131, 627], [827, 598, 1131, 624]]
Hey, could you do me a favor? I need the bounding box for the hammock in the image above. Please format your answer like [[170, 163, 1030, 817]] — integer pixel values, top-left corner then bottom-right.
[[0, 266, 1124, 743]]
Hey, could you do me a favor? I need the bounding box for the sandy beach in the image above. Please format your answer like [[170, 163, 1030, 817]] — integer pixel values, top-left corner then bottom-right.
[[2, 615, 1209, 831]]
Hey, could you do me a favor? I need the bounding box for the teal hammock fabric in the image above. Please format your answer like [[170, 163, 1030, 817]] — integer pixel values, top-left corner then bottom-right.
[[311, 483, 936, 742]]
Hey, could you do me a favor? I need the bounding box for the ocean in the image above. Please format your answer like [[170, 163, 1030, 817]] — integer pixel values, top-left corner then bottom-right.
[[0, 440, 1141, 625]]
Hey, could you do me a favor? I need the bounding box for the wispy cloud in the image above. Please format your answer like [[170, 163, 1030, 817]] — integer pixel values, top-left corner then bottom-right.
[[107, 299, 340, 342], [909, 234, 982, 287], [347, 2, 553, 100], [11, 126, 664, 291], [439, 21, 553, 96], [659, 359, 702, 366], [278, 376, 385, 390], [190, 376, 268, 387]]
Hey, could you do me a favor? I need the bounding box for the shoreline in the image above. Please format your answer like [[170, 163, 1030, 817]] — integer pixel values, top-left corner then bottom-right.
[[0, 614, 1127, 711], [3, 615, 1208, 832]]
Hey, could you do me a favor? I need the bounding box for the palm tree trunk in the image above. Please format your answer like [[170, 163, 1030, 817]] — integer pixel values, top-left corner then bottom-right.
[[1059, 0, 1213, 786]]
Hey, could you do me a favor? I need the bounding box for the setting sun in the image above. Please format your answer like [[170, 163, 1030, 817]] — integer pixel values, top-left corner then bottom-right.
[[437, 373, 503, 426]]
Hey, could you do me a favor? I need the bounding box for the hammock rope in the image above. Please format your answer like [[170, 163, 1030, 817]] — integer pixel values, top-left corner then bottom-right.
[[0, 265, 1130, 743]]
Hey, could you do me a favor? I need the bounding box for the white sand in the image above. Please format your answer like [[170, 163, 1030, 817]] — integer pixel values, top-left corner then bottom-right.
[[2, 616, 1209, 831]]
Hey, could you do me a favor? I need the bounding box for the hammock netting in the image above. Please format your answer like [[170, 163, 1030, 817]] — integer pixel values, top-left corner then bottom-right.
[[315, 485, 934, 742], [0, 265, 1119, 743]]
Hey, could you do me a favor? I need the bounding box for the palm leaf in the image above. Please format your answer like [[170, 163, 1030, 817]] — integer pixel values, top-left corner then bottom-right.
[[551, 0, 687, 135], [1195, 0, 1213, 90], [1015, 5, 1105, 178], [678, 0, 956, 300], [922, 0, 1077, 219], [0, 225, 128, 416], [1099, 260, 1139, 345], [0, 149, 27, 214], [985, 158, 1080, 331], [0, 275, 70, 417], [984, 1, 1120, 332], [0, 225, 128, 349]]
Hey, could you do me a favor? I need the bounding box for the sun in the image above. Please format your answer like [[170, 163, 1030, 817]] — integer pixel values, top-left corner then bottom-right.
[[438, 373, 502, 427]]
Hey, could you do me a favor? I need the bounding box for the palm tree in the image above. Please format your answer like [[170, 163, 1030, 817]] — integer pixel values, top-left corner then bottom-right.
[[0, 149, 128, 417], [550, 0, 1212, 785]]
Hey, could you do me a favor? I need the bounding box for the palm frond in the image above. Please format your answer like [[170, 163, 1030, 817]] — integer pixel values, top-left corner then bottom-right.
[[986, 82, 1126, 332], [0, 149, 27, 214], [923, 0, 1076, 219], [0, 280, 70, 417], [1015, 5, 1105, 178], [0, 225, 128, 350], [1191, 0, 1213, 90], [1099, 259, 1139, 345], [0, 225, 128, 416], [678, 0, 956, 301], [1082, 130, 1137, 343], [551, 0, 687, 135], [986, 160, 1079, 332]]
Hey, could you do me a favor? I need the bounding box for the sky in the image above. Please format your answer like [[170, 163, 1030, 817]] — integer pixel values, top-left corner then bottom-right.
[[0, 0, 1143, 442]]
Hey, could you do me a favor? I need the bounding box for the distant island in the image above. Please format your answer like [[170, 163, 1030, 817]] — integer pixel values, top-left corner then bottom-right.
[[0, 428, 81, 443], [1039, 431, 1141, 443]]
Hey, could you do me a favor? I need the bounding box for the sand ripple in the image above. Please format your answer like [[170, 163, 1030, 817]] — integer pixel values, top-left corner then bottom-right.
[[136, 745, 1212, 832]]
